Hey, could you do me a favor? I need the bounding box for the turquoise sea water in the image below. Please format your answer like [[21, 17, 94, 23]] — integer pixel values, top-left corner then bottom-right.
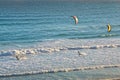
[[0, 1, 120, 79], [0, 1, 120, 49]]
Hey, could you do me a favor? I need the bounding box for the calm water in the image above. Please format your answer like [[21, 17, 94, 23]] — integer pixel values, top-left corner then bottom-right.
[[0, 1, 120, 79], [0, 1, 120, 49]]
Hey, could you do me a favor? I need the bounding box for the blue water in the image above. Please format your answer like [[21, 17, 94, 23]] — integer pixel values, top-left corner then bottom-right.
[[0, 1, 120, 79], [0, 1, 120, 49], [1, 68, 120, 80]]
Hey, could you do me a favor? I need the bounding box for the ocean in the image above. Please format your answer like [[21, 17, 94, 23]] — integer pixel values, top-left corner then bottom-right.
[[0, 1, 120, 80]]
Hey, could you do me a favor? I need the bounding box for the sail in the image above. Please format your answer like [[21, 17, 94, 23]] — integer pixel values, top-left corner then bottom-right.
[[107, 24, 111, 32], [72, 16, 78, 24]]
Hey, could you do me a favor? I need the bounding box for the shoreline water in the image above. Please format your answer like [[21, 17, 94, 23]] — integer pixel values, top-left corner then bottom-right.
[[0, 1, 120, 79], [0, 38, 120, 79], [0, 67, 120, 80]]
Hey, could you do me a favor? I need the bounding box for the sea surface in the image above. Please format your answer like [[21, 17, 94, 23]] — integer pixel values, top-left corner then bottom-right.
[[0, 1, 120, 80]]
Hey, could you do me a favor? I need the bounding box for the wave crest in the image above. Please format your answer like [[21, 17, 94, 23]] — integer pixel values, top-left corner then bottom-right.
[[0, 44, 120, 56], [0, 64, 120, 77]]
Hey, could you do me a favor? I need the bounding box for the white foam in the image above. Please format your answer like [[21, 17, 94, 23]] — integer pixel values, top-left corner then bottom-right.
[[0, 65, 120, 77], [0, 44, 120, 56], [0, 39, 120, 76]]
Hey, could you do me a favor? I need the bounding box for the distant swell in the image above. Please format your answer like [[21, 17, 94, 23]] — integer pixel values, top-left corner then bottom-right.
[[0, 64, 120, 77], [0, 44, 120, 56]]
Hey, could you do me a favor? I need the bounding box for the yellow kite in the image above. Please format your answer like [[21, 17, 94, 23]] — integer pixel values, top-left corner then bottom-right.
[[107, 24, 111, 32]]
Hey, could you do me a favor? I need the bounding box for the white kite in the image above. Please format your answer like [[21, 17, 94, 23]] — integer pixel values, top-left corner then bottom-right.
[[72, 16, 78, 24]]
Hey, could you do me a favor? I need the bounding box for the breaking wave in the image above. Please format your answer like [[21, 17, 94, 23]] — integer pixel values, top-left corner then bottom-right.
[[0, 39, 120, 56], [0, 39, 120, 77], [0, 44, 120, 57], [0, 64, 120, 77]]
